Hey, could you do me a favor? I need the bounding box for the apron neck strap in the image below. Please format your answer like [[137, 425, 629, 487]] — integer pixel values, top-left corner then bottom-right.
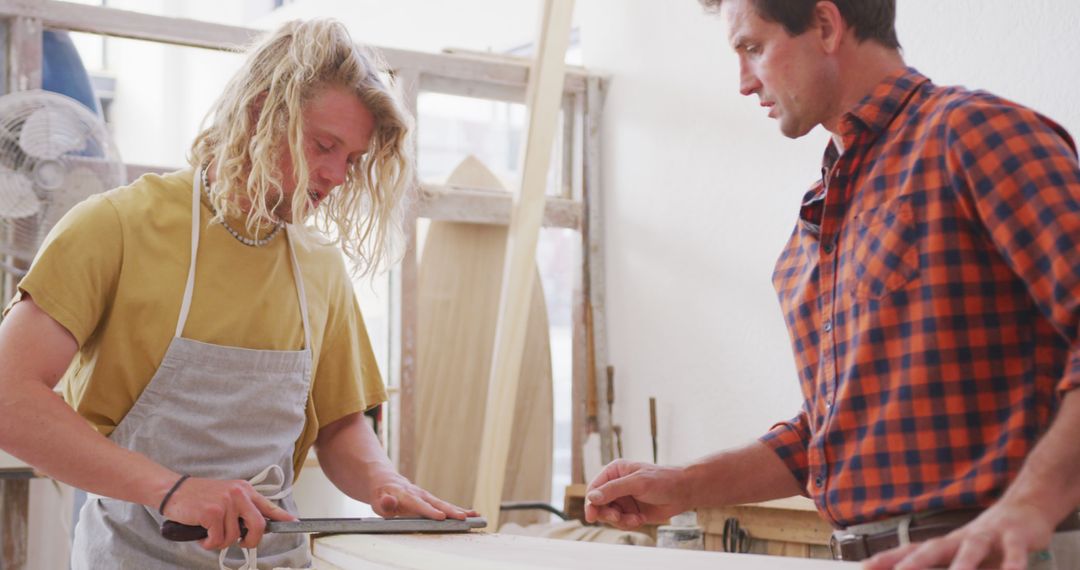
[[177, 168, 312, 351]]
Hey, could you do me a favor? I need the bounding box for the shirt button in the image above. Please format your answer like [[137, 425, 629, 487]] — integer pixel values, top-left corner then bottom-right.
[[814, 474, 825, 488], [823, 320, 833, 332], [822, 242, 834, 255]]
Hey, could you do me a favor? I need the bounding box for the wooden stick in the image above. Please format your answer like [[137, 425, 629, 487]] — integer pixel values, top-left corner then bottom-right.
[[396, 68, 421, 482], [585, 299, 598, 430], [584, 76, 615, 465], [472, 0, 575, 527], [650, 397, 658, 464]]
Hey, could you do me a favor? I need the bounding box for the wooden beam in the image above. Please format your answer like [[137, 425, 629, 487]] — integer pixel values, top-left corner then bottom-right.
[[560, 92, 577, 199], [416, 47, 588, 94], [1, 0, 260, 50], [6, 14, 42, 91], [419, 74, 525, 104], [0, 1, 590, 93], [396, 68, 421, 482], [471, 0, 575, 526], [698, 501, 833, 548], [571, 248, 587, 484], [419, 184, 580, 229], [583, 76, 615, 464]]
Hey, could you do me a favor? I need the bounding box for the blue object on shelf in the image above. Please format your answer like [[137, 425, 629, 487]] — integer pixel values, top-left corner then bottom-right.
[[42, 29, 102, 117]]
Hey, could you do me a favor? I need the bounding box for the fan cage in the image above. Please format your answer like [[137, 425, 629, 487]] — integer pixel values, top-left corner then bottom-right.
[[0, 90, 124, 277]]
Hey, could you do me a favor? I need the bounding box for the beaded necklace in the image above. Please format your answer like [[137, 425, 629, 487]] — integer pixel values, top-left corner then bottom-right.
[[200, 167, 283, 247]]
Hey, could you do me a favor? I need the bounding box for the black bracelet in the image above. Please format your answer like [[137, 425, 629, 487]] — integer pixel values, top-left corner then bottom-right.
[[158, 474, 191, 516]]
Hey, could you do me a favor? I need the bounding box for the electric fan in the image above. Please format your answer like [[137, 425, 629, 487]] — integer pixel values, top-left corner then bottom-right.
[[0, 89, 124, 277]]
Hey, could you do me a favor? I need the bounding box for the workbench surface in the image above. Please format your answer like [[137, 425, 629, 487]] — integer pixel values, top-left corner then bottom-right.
[[312, 532, 857, 569]]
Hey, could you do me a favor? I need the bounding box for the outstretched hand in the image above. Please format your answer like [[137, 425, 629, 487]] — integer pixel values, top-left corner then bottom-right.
[[369, 471, 477, 521], [584, 459, 690, 530]]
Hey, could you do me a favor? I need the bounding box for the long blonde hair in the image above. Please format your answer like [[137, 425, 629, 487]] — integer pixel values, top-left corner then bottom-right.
[[189, 19, 413, 275]]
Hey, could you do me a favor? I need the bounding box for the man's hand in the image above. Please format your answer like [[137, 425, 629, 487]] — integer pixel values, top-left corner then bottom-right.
[[161, 476, 298, 551], [367, 469, 477, 521], [314, 412, 476, 522], [868, 389, 1080, 569], [584, 460, 691, 530], [863, 502, 1055, 570]]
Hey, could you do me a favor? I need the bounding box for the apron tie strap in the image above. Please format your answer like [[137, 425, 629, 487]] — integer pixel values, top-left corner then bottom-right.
[[218, 465, 293, 570]]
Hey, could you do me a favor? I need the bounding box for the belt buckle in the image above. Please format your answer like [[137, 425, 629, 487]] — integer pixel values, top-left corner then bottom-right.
[[830, 531, 869, 561], [830, 532, 850, 560]]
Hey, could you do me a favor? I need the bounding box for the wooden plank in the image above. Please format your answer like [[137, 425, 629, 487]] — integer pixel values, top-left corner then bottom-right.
[[427, 47, 589, 93], [471, 0, 575, 526], [312, 533, 857, 569], [0, 0, 260, 50], [414, 157, 553, 528], [7, 14, 42, 91], [419, 74, 525, 104], [567, 83, 589, 484], [419, 184, 581, 228], [583, 76, 614, 463], [560, 92, 576, 199], [699, 505, 833, 547], [570, 247, 587, 484], [1, 478, 29, 570], [396, 68, 421, 482], [749, 496, 821, 512], [396, 203, 419, 483]]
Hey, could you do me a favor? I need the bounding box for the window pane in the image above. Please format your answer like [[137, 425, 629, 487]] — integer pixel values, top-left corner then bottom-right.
[[417, 92, 565, 196]]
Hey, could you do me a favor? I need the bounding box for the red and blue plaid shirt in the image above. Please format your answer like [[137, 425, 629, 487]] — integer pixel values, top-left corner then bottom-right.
[[762, 67, 1080, 527]]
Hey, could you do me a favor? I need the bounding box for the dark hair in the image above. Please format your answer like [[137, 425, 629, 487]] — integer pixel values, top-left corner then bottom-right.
[[700, 0, 900, 49]]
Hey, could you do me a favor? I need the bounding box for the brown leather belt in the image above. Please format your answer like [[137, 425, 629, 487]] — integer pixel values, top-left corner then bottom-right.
[[830, 509, 1080, 561]]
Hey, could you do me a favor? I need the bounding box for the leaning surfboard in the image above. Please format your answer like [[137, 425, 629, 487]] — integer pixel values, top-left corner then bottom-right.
[[414, 155, 554, 528]]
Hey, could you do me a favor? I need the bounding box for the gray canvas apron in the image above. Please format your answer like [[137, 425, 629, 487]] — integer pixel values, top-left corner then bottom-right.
[[71, 169, 313, 569]]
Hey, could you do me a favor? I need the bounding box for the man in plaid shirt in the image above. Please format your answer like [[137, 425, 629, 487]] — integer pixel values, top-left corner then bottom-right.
[[584, 1, 1080, 568]]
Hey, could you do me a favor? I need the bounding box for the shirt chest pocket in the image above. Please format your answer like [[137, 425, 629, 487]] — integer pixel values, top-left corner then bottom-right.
[[846, 198, 921, 300]]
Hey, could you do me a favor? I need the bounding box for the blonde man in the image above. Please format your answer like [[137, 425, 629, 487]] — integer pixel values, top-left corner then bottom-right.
[[0, 19, 470, 569]]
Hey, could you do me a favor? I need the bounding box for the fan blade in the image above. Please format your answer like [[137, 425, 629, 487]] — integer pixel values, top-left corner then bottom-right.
[[0, 170, 41, 218], [18, 105, 89, 160], [40, 166, 104, 231]]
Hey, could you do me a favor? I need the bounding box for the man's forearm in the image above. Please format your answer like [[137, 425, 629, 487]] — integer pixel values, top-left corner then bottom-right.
[[683, 440, 804, 508], [315, 411, 396, 503], [0, 379, 178, 507], [997, 389, 1080, 523], [0, 299, 178, 509]]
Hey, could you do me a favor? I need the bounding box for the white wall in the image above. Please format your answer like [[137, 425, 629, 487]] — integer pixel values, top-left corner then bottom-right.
[[577, 0, 1080, 466]]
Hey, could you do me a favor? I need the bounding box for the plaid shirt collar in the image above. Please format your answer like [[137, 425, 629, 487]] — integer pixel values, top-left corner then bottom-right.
[[825, 67, 931, 167], [843, 66, 930, 139], [805, 67, 932, 228]]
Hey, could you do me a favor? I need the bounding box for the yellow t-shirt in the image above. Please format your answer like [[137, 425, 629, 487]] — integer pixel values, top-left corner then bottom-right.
[[10, 169, 387, 477]]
